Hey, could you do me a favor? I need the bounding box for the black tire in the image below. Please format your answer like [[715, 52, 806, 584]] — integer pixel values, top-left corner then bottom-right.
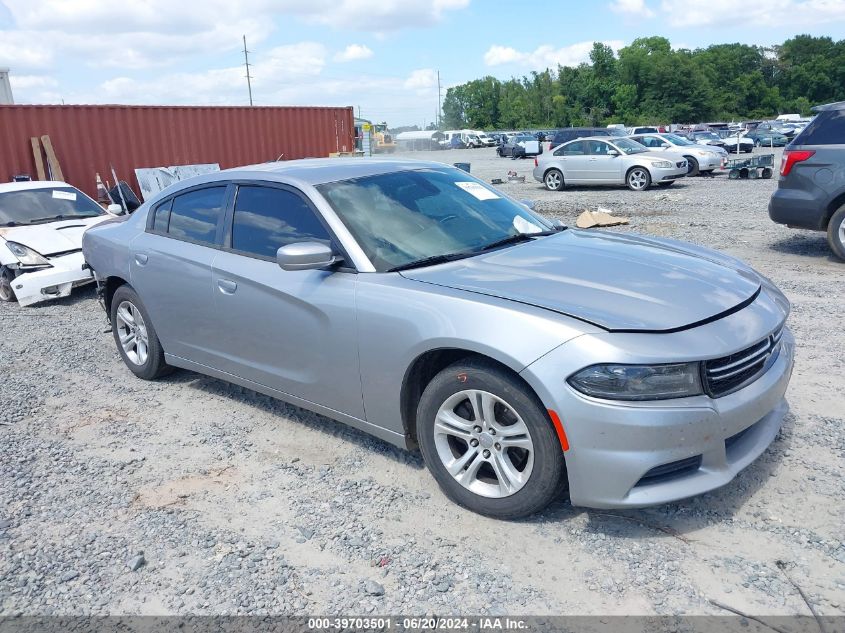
[[0, 267, 16, 303], [685, 156, 700, 177], [827, 205, 845, 261], [761, 167, 773, 179], [110, 285, 172, 380], [543, 168, 564, 191], [416, 359, 566, 519], [626, 166, 652, 191]]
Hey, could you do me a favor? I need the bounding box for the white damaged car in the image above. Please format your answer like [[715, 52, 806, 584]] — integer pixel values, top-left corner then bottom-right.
[[0, 181, 121, 306]]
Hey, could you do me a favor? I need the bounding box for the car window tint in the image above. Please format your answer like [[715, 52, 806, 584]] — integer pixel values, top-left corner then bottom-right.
[[588, 140, 612, 155], [794, 110, 845, 145], [232, 186, 331, 258], [152, 199, 171, 232], [563, 141, 586, 156], [167, 187, 226, 244]]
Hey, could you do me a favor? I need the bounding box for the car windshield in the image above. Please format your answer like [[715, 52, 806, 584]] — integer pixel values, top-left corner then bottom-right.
[[696, 132, 719, 140], [0, 186, 105, 226], [316, 168, 554, 272], [664, 134, 693, 146], [612, 138, 648, 154]]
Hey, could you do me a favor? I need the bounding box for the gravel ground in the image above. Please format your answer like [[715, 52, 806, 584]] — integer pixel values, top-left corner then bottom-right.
[[1, 147, 844, 617]]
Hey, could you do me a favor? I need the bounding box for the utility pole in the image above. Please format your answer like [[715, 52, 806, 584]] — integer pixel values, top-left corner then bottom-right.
[[243, 35, 254, 106], [437, 70, 442, 129]]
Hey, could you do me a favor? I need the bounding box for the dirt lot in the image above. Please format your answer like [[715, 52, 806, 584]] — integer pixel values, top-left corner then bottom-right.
[[1, 147, 844, 617]]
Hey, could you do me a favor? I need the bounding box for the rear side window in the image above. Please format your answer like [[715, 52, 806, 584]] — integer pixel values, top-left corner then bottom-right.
[[793, 110, 845, 145], [231, 185, 331, 259], [152, 199, 171, 232], [166, 187, 226, 244], [562, 141, 587, 156]]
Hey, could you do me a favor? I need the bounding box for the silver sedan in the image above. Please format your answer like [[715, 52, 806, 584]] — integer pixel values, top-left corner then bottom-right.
[[532, 137, 688, 191], [83, 158, 793, 518]]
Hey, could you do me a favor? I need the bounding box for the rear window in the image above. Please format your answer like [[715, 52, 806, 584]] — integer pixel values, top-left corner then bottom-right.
[[792, 110, 845, 145], [166, 186, 226, 245]]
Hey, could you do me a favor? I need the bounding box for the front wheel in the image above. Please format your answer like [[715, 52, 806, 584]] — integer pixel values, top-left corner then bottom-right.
[[417, 360, 566, 519], [544, 169, 564, 191], [627, 167, 652, 191], [0, 267, 16, 303], [110, 285, 172, 380], [685, 156, 700, 177], [827, 205, 845, 261]]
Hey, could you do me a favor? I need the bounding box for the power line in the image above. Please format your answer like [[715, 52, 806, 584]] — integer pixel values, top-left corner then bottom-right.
[[243, 34, 254, 106]]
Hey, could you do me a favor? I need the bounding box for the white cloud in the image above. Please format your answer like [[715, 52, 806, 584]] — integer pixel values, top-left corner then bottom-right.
[[609, 0, 655, 17], [334, 44, 374, 62], [403, 68, 437, 92], [484, 41, 626, 69], [660, 0, 845, 26], [8, 74, 58, 90], [310, 0, 470, 31]]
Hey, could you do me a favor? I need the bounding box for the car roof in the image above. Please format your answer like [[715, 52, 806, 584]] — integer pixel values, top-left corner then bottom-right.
[[219, 157, 457, 186], [0, 180, 72, 194], [812, 100, 845, 112]]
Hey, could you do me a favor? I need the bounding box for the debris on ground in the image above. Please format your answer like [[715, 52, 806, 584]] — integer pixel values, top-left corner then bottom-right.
[[575, 208, 630, 228]]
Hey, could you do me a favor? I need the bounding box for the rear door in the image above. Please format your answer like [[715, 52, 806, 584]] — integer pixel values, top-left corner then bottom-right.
[[210, 182, 364, 419], [557, 140, 590, 182], [130, 184, 231, 366]]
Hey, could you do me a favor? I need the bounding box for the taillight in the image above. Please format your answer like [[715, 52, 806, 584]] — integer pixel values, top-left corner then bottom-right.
[[534, 157, 538, 167], [780, 150, 815, 177]]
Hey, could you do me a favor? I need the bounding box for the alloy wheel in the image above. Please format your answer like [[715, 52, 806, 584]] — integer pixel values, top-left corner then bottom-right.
[[433, 389, 534, 498], [545, 171, 562, 190], [115, 300, 149, 366], [628, 169, 649, 190]]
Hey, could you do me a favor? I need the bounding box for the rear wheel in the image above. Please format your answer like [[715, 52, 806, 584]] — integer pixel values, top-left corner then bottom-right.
[[0, 267, 16, 303], [827, 205, 845, 261], [417, 360, 566, 519], [110, 285, 172, 380], [761, 167, 773, 179], [626, 167, 652, 191], [544, 169, 564, 191]]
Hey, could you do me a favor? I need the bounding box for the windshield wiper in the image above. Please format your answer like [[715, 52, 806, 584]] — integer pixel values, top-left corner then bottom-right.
[[388, 251, 476, 272], [23, 214, 99, 225], [475, 229, 559, 253]]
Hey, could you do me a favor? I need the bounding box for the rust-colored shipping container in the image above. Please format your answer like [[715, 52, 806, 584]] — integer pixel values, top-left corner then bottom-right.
[[0, 104, 355, 199]]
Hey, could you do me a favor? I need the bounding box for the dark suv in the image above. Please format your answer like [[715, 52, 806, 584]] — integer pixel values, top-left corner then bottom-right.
[[550, 127, 623, 147], [769, 101, 845, 259]]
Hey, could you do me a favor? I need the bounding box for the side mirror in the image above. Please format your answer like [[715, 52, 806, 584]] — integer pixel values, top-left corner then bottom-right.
[[607, 149, 620, 156], [519, 199, 536, 210], [106, 203, 125, 215], [276, 241, 338, 272]]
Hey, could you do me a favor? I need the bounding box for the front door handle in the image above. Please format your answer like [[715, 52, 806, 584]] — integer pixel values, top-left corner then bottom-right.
[[134, 253, 148, 265], [217, 279, 238, 294]]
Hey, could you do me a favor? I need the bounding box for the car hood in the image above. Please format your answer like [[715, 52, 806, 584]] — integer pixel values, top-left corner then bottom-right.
[[401, 230, 762, 332], [0, 215, 110, 256]]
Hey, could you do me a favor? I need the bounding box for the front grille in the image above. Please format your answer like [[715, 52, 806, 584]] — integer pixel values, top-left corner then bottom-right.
[[635, 455, 702, 487], [704, 327, 783, 397]]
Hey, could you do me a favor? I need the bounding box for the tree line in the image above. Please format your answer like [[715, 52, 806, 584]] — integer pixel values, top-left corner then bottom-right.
[[441, 35, 845, 129]]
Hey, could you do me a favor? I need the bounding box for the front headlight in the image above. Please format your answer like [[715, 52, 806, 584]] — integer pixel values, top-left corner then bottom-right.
[[651, 160, 673, 168], [568, 363, 704, 401], [5, 241, 51, 267]]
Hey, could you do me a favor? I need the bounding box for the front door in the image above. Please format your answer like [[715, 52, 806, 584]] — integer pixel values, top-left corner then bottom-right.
[[210, 183, 364, 419], [586, 140, 624, 183]]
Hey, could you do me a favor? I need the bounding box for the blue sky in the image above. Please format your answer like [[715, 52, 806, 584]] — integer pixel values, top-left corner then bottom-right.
[[2, 0, 844, 126]]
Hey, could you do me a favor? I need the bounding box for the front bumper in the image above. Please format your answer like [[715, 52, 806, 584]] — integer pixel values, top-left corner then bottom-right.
[[692, 154, 723, 170], [651, 164, 687, 181], [521, 309, 794, 509], [10, 251, 93, 307]]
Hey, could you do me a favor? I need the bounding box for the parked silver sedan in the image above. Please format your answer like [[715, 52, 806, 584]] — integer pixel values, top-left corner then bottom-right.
[[532, 137, 688, 191], [83, 158, 793, 519]]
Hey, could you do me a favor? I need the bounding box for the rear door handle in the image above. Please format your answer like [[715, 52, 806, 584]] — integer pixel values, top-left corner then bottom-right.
[[217, 279, 238, 294], [134, 253, 148, 265]]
